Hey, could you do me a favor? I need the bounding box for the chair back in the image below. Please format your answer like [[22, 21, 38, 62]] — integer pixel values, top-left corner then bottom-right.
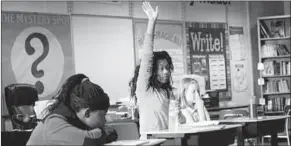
[[106, 122, 139, 140], [220, 109, 249, 119], [4, 83, 39, 130], [284, 105, 290, 136]]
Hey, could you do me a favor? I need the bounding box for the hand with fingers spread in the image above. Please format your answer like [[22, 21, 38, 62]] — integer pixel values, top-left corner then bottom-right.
[[142, 1, 159, 21]]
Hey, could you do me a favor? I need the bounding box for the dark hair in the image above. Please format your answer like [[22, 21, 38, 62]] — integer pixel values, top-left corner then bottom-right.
[[129, 65, 140, 99], [148, 51, 174, 92], [129, 51, 174, 99], [44, 74, 110, 119]]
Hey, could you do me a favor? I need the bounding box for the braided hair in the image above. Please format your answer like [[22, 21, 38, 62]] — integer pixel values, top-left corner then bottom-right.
[[129, 65, 140, 100], [44, 74, 110, 120]]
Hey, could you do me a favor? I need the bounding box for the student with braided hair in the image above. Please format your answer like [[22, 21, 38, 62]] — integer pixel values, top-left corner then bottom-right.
[[26, 74, 117, 146]]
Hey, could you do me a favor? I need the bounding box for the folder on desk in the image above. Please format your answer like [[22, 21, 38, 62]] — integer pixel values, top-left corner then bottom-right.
[[180, 121, 220, 128], [104, 140, 149, 146]]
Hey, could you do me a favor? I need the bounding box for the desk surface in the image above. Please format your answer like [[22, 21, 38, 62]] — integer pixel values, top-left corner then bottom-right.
[[141, 124, 241, 137], [207, 105, 249, 112], [219, 115, 289, 123], [104, 139, 166, 146]]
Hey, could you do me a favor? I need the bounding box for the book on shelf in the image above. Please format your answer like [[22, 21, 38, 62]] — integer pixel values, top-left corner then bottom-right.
[[265, 96, 291, 112], [262, 60, 291, 76], [260, 18, 290, 39], [265, 79, 290, 94], [261, 44, 290, 58], [260, 21, 271, 38], [286, 19, 291, 37], [270, 20, 288, 38]]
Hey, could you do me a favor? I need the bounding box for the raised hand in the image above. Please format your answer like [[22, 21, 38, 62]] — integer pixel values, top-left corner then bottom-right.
[[142, 1, 159, 21], [195, 91, 204, 106]]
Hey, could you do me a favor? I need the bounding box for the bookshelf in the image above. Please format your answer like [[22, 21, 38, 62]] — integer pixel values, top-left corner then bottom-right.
[[257, 15, 291, 115]]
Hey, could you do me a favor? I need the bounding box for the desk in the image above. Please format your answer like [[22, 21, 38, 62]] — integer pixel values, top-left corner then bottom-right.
[[219, 116, 289, 146], [1, 131, 32, 146], [207, 105, 249, 112], [104, 139, 166, 146], [142, 124, 241, 146]]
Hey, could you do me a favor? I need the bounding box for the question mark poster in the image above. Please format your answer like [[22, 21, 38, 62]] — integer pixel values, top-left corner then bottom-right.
[[1, 12, 75, 103]]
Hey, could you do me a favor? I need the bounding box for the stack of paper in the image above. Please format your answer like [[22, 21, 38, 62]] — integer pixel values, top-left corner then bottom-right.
[[179, 121, 220, 128], [104, 140, 149, 146]]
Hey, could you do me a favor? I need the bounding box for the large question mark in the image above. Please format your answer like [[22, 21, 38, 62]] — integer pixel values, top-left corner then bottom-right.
[[25, 33, 49, 94]]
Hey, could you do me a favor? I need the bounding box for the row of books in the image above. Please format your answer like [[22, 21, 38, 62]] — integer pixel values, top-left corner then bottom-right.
[[261, 44, 290, 58], [260, 19, 290, 38], [263, 61, 291, 76], [265, 96, 290, 112], [264, 79, 290, 93]]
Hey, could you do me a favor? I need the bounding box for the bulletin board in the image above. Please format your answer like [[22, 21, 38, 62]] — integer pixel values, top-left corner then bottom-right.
[[133, 19, 185, 88], [185, 22, 232, 101], [72, 15, 135, 104]]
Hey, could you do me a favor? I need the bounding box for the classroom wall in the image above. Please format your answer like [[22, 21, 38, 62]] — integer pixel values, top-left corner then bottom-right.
[[248, 1, 285, 102], [1, 1, 269, 107]]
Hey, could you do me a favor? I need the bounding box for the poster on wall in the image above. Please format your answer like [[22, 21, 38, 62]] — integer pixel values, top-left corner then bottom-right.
[[1, 12, 75, 101], [229, 26, 248, 92], [232, 61, 248, 92], [186, 22, 231, 101], [229, 26, 247, 61], [134, 20, 184, 88]]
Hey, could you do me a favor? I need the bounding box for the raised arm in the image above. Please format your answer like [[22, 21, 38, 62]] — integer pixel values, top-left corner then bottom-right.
[[136, 2, 159, 93], [194, 91, 208, 121]]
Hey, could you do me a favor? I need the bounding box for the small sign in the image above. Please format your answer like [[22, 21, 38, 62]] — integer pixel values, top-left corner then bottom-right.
[[257, 62, 264, 70], [258, 78, 265, 85], [259, 98, 266, 105]]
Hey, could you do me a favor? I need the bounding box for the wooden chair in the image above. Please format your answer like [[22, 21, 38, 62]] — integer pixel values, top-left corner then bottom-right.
[[261, 106, 290, 145], [220, 109, 258, 146]]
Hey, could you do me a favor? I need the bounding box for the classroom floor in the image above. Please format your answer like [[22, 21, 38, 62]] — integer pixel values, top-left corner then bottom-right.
[[230, 142, 289, 146]]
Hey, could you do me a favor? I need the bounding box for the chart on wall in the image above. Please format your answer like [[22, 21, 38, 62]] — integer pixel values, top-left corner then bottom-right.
[[229, 26, 248, 92], [185, 22, 231, 101], [134, 20, 185, 88], [1, 12, 75, 100]]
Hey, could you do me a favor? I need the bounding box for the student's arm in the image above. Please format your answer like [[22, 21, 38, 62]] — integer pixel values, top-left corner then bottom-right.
[[136, 2, 158, 93], [46, 115, 107, 146], [203, 106, 211, 121], [194, 91, 208, 122]]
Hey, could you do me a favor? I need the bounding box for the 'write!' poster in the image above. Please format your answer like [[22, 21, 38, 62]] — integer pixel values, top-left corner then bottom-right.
[[1, 12, 74, 101], [186, 22, 231, 101]]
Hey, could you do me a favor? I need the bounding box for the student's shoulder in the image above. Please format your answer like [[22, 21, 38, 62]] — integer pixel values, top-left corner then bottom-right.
[[44, 114, 70, 129], [45, 114, 67, 121]]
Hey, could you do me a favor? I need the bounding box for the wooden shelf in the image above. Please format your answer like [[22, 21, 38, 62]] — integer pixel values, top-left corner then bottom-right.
[[258, 15, 291, 20], [261, 55, 291, 60], [259, 15, 290, 114], [264, 111, 284, 114], [262, 75, 291, 78], [260, 36, 290, 41], [263, 92, 291, 96]]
